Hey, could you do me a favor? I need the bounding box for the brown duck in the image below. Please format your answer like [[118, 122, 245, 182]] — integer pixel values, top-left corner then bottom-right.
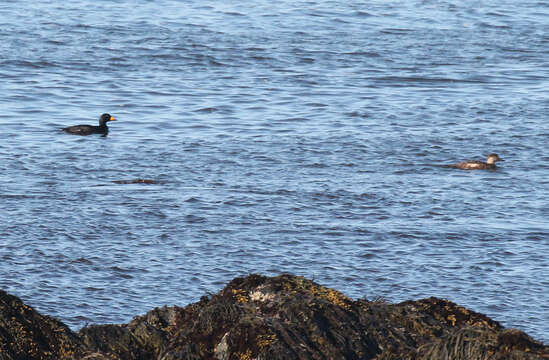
[[452, 153, 504, 170]]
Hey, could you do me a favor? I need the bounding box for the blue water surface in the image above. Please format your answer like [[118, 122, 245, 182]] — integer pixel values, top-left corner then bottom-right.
[[1, 0, 548, 343]]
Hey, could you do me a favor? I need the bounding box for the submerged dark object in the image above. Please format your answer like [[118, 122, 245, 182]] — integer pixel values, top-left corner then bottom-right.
[[62, 113, 116, 137], [452, 153, 504, 170], [112, 179, 162, 184]]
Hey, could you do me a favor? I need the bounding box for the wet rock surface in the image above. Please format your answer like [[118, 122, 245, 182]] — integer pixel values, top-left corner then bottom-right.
[[1, 275, 547, 359]]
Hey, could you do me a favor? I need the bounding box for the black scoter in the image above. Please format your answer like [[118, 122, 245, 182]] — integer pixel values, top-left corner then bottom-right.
[[62, 113, 116, 137]]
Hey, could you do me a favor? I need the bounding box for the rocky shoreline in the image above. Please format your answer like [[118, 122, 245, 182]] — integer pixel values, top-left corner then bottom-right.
[[1, 274, 547, 359]]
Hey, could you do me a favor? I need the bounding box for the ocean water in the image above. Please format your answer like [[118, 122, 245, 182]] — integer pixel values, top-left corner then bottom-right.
[[1, 0, 548, 343]]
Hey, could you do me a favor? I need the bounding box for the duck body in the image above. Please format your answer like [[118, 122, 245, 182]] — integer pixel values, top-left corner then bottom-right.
[[453, 153, 503, 170], [62, 113, 116, 137]]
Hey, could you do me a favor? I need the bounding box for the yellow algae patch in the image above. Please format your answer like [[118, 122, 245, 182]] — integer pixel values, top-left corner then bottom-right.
[[257, 333, 277, 350], [232, 289, 249, 303], [280, 276, 351, 309], [314, 287, 351, 309], [235, 349, 252, 360]]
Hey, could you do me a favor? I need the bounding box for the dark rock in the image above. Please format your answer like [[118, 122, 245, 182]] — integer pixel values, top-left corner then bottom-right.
[[0, 275, 547, 359], [418, 327, 547, 360], [0, 289, 87, 359], [79, 306, 177, 359]]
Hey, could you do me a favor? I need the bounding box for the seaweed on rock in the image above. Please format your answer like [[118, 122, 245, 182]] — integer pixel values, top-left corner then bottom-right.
[[0, 275, 547, 360]]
